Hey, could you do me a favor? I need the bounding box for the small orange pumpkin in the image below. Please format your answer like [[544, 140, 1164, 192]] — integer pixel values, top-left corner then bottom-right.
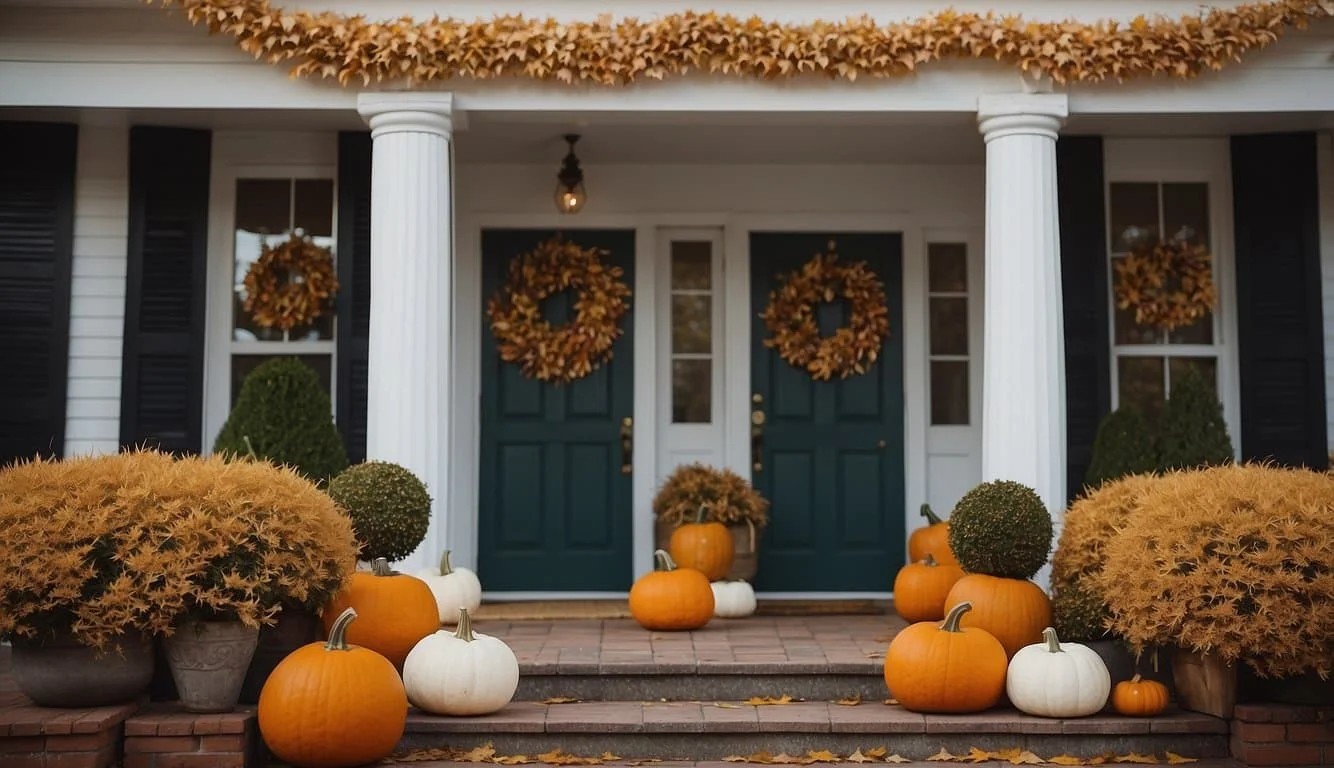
[[668, 506, 735, 581], [629, 549, 714, 631], [1111, 674, 1171, 716], [884, 601, 1008, 713], [908, 503, 957, 565], [893, 554, 966, 622], [944, 573, 1052, 659], [322, 557, 440, 669], [259, 608, 407, 768]]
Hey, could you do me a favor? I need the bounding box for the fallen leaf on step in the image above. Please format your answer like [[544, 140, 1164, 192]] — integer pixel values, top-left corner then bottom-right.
[[733, 751, 777, 764], [385, 748, 456, 763], [771, 754, 803, 765], [536, 749, 606, 765], [715, 702, 742, 708], [806, 750, 840, 763], [862, 748, 887, 758], [927, 748, 961, 761], [882, 698, 898, 705], [965, 747, 991, 763], [600, 753, 620, 762], [746, 695, 795, 705], [1087, 754, 1115, 766], [1114, 754, 1159, 764], [723, 757, 748, 763], [835, 695, 862, 706], [884, 756, 911, 764], [846, 750, 875, 763], [989, 749, 1022, 761], [543, 697, 581, 704], [495, 756, 535, 765], [1048, 756, 1085, 766], [457, 745, 498, 762], [1165, 754, 1198, 765], [865, 651, 885, 658], [625, 762, 663, 766], [1008, 751, 1045, 765]]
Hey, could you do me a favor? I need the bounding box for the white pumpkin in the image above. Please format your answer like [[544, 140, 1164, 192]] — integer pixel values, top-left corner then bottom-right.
[[710, 580, 757, 618], [1006, 626, 1111, 718], [402, 608, 519, 716], [415, 550, 482, 624]]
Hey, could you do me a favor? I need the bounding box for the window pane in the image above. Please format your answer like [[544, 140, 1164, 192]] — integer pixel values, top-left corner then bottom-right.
[[235, 179, 291, 234], [672, 359, 711, 423], [671, 295, 711, 354], [1109, 183, 1159, 253], [929, 297, 968, 355], [1162, 183, 1209, 247], [233, 231, 336, 342], [231, 354, 332, 407], [930, 361, 969, 425], [294, 179, 335, 237], [928, 243, 968, 293], [1168, 357, 1219, 398], [1168, 311, 1214, 345], [1118, 356, 1166, 421], [670, 241, 711, 290]]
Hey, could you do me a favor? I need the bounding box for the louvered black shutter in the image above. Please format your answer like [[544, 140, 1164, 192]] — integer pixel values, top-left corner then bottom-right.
[[335, 132, 372, 463], [0, 121, 77, 465], [1232, 132, 1327, 469], [120, 126, 211, 454], [1057, 136, 1112, 500]]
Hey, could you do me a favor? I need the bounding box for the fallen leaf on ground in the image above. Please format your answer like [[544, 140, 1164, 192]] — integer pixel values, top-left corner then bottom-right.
[[1048, 756, 1085, 766], [746, 695, 795, 705], [927, 748, 961, 761], [536, 749, 605, 765], [1165, 754, 1198, 765], [715, 702, 742, 708], [989, 749, 1022, 761], [543, 697, 581, 704], [846, 750, 875, 763], [836, 695, 862, 706], [806, 750, 840, 763], [771, 754, 803, 765], [458, 745, 498, 762], [1009, 751, 1044, 765], [862, 748, 887, 759], [600, 753, 620, 762], [1087, 754, 1116, 766], [723, 757, 748, 763], [884, 756, 911, 764], [882, 698, 898, 705], [384, 748, 456, 763], [1115, 754, 1158, 764], [965, 747, 991, 763], [625, 762, 663, 766], [865, 651, 885, 658], [496, 756, 535, 765]]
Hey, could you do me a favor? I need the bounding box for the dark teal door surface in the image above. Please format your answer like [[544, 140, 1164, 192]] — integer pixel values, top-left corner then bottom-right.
[[479, 229, 635, 591], [750, 232, 905, 592]]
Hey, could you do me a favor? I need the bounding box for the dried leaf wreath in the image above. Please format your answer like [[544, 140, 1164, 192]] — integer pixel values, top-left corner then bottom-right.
[[761, 246, 889, 381], [487, 237, 632, 385], [148, 0, 1331, 87], [1113, 239, 1215, 332], [242, 231, 339, 331]]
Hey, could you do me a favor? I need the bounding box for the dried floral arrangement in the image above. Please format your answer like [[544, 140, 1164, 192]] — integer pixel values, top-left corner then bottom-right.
[[243, 231, 339, 331], [1113, 240, 1215, 333], [1090, 464, 1334, 679], [148, 0, 1330, 86], [0, 451, 359, 649], [653, 463, 769, 528]]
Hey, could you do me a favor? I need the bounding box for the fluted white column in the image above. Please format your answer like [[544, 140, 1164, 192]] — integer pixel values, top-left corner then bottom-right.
[[356, 92, 454, 572], [977, 93, 1069, 554]]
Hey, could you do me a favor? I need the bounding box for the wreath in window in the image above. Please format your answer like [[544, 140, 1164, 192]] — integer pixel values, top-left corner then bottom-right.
[[760, 244, 890, 381], [1113, 239, 1215, 332], [242, 231, 340, 331], [487, 237, 632, 385]]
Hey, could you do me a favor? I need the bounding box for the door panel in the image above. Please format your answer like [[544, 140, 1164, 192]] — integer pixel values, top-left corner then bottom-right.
[[479, 229, 635, 591], [750, 232, 905, 592]]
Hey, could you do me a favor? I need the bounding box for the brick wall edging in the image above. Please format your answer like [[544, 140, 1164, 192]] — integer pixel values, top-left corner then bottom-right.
[[1230, 703, 1333, 767]]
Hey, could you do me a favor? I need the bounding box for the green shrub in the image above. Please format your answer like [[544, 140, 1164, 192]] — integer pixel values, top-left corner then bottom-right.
[[1157, 367, 1234, 471], [1052, 579, 1112, 642], [328, 461, 432, 562], [1084, 406, 1158, 490], [213, 357, 349, 483], [946, 479, 1053, 580]]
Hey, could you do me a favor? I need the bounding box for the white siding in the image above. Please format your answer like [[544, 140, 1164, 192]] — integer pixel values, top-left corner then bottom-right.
[[1321, 132, 1334, 454], [64, 120, 128, 457]]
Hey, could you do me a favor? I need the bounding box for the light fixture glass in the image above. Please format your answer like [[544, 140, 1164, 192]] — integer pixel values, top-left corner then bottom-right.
[[554, 133, 586, 214]]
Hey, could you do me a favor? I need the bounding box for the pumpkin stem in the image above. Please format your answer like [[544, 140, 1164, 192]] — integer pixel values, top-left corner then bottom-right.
[[653, 549, 678, 572], [439, 550, 454, 575], [324, 607, 357, 651], [371, 557, 395, 577], [1042, 626, 1063, 653], [920, 503, 944, 526], [1130, 673, 1143, 684], [923, 553, 938, 567], [454, 607, 475, 642], [940, 601, 971, 632], [695, 504, 709, 524]]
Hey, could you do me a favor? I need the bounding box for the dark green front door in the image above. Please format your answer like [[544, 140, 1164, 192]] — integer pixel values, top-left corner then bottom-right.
[[478, 229, 635, 591], [750, 232, 905, 592]]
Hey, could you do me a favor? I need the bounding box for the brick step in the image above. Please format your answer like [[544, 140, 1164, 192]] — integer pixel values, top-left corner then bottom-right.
[[386, 761, 1243, 768], [395, 701, 1231, 763], [515, 669, 885, 702]]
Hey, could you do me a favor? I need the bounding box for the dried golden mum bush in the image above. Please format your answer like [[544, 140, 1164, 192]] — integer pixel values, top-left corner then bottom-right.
[[1090, 464, 1334, 679], [653, 463, 769, 528], [0, 451, 358, 650], [1051, 473, 1161, 592]]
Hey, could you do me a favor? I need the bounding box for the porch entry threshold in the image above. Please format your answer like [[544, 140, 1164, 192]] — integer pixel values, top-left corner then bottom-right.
[[471, 599, 888, 621]]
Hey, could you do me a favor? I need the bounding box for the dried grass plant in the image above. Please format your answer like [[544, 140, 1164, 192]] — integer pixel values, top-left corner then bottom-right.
[[652, 463, 769, 528], [0, 450, 358, 650], [1090, 464, 1334, 679]]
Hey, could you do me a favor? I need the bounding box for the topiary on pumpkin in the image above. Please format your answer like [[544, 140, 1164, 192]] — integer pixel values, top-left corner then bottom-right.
[[1084, 406, 1158, 491], [328, 461, 432, 563], [1052, 578, 1112, 642], [1157, 367, 1234, 471], [213, 357, 349, 483], [947, 480, 1053, 579]]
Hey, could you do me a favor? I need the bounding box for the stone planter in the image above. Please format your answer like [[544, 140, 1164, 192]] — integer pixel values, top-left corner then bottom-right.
[[654, 518, 763, 582], [238, 603, 320, 704], [163, 619, 260, 713], [10, 629, 154, 707]]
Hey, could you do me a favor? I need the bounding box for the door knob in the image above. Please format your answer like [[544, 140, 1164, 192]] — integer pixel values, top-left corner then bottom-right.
[[620, 417, 633, 475]]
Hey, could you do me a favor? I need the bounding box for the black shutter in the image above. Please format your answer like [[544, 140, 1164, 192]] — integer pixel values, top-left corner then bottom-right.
[[1231, 132, 1327, 469], [336, 132, 372, 463], [120, 126, 211, 454], [1058, 135, 1113, 499], [0, 121, 77, 465]]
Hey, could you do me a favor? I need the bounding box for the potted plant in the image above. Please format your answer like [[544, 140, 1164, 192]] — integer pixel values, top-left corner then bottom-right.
[[652, 464, 768, 581]]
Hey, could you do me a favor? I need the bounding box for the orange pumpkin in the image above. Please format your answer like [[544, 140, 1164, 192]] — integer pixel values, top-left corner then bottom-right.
[[259, 608, 407, 768], [908, 503, 957, 565], [322, 557, 440, 669], [1111, 674, 1171, 716], [668, 506, 735, 581], [944, 574, 1051, 659], [884, 601, 1008, 713], [893, 554, 966, 622], [629, 549, 714, 631]]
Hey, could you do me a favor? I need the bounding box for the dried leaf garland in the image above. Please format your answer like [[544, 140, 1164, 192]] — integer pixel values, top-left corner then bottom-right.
[[486, 237, 631, 385], [760, 245, 890, 381], [1112, 240, 1216, 333], [242, 232, 339, 331]]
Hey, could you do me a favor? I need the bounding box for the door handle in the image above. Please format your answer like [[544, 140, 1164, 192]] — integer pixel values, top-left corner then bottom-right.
[[620, 417, 633, 475], [751, 400, 765, 473]]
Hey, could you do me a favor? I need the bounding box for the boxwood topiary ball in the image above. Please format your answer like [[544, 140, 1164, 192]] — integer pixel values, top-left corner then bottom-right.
[[947, 479, 1053, 579], [328, 461, 432, 563]]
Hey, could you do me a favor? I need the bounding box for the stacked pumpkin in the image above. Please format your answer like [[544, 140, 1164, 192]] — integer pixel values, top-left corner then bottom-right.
[[650, 506, 759, 623]]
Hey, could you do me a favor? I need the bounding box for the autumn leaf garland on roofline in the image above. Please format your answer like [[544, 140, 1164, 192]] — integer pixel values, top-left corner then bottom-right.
[[148, 0, 1331, 87]]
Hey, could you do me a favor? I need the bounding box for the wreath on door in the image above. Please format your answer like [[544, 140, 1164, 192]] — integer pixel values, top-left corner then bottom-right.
[[242, 231, 339, 331], [1113, 239, 1215, 332], [760, 243, 890, 381], [487, 236, 632, 385]]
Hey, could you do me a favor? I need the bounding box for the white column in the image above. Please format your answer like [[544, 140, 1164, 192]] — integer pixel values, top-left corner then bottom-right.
[[976, 93, 1069, 573], [356, 92, 455, 573]]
